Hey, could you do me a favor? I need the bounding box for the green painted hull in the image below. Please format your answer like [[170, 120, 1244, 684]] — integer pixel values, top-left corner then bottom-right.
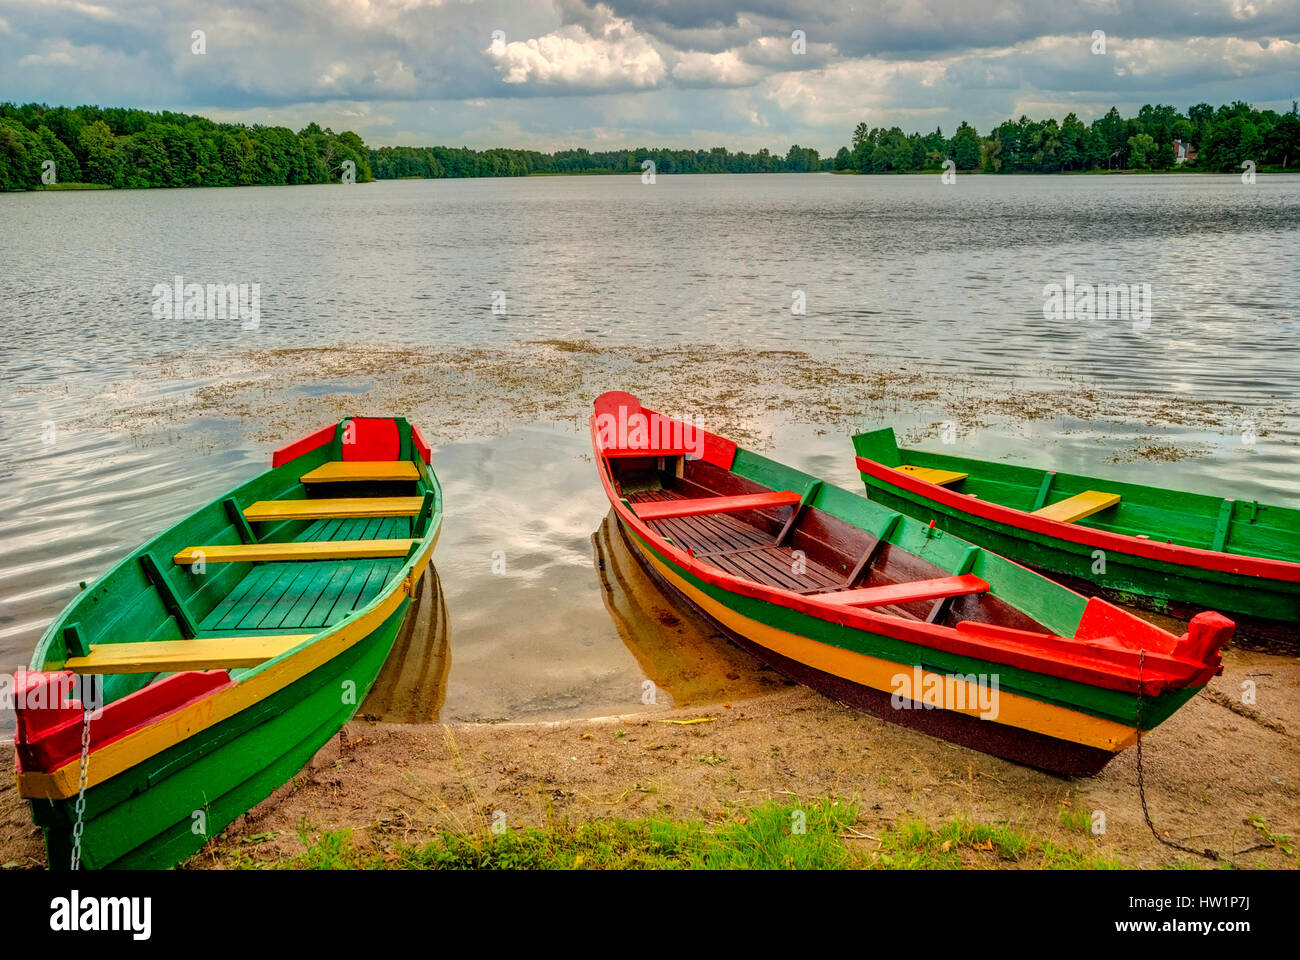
[[627, 527, 1201, 732], [851, 429, 1300, 638], [863, 482, 1298, 626], [18, 417, 442, 869], [31, 599, 409, 869]]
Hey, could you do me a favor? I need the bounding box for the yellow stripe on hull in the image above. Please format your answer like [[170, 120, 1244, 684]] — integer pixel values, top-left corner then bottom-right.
[[636, 541, 1137, 754], [18, 528, 440, 800]]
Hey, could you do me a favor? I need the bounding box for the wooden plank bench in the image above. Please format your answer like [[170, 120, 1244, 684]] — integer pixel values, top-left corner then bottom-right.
[[173, 539, 417, 565], [631, 490, 802, 521], [813, 574, 989, 609], [243, 497, 425, 522], [1032, 490, 1121, 524], [300, 461, 419, 483], [64, 634, 315, 673], [897, 464, 968, 486]]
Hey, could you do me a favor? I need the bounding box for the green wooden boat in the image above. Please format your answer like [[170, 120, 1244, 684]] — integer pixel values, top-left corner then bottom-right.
[[852, 428, 1299, 643], [592, 392, 1232, 777], [13, 417, 442, 869]]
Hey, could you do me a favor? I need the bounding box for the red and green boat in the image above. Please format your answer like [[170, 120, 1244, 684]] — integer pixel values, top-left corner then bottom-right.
[[13, 417, 442, 869], [852, 428, 1300, 645], [591, 392, 1232, 776]]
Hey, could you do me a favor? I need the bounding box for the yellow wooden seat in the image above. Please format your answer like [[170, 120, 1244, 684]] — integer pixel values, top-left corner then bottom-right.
[[64, 634, 314, 673], [173, 539, 416, 565], [1032, 490, 1121, 524], [300, 461, 419, 483], [243, 497, 424, 522], [898, 464, 969, 486]]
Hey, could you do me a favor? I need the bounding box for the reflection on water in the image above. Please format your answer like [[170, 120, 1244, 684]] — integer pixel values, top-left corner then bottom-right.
[[591, 511, 778, 707], [0, 418, 790, 737], [360, 566, 450, 723]]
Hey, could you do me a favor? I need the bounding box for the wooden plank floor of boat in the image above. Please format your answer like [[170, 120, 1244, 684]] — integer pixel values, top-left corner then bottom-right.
[[199, 516, 413, 633], [628, 490, 844, 593]]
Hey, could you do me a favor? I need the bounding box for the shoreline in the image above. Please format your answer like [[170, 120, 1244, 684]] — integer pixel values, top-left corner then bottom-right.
[[2, 646, 1294, 870], [7, 168, 1296, 196]]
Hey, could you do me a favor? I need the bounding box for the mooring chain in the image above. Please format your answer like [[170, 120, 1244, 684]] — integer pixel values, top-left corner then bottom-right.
[[69, 701, 92, 871], [1135, 649, 1221, 863]]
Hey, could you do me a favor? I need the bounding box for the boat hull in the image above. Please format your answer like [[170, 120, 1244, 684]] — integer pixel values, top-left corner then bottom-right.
[[856, 479, 1300, 647], [27, 597, 411, 870], [17, 417, 443, 870], [614, 518, 1206, 777]]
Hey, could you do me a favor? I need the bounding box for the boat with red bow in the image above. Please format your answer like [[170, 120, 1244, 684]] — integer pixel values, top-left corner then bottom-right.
[[589, 391, 1232, 776], [13, 417, 441, 869]]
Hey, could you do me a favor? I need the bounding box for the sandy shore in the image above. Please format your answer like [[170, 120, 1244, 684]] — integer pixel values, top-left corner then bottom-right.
[[3, 644, 1294, 870]]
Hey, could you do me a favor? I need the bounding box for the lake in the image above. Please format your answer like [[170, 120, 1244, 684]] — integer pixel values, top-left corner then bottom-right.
[[2, 172, 1298, 734]]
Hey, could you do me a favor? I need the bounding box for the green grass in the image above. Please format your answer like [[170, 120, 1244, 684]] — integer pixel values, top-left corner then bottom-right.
[[1058, 803, 1093, 835], [869, 818, 1124, 869], [218, 801, 1142, 870]]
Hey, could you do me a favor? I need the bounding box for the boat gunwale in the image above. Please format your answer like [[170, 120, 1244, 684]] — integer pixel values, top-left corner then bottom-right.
[[855, 454, 1300, 584]]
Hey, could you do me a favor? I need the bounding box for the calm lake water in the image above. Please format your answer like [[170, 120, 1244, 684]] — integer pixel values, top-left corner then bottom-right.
[[2, 173, 1298, 733]]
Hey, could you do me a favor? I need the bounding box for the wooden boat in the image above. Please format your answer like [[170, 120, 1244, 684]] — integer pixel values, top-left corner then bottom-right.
[[852, 428, 1300, 644], [591, 392, 1232, 776], [13, 417, 442, 869]]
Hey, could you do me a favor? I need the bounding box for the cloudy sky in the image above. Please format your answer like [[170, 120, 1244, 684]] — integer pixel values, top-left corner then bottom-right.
[[1, 0, 1297, 152]]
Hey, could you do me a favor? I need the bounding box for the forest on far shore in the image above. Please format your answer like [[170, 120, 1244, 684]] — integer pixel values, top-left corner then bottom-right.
[[2, 99, 1296, 191], [0, 103, 373, 191]]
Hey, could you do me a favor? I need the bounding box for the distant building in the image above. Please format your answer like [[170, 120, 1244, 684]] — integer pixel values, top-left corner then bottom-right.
[[1173, 139, 1198, 164]]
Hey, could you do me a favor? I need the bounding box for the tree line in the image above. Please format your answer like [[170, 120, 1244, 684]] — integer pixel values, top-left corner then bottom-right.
[[3, 99, 1296, 191], [368, 144, 824, 178], [0, 103, 373, 191], [835, 101, 1300, 174]]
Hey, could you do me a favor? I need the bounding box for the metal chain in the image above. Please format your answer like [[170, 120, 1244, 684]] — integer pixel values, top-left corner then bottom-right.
[[69, 700, 92, 871], [1135, 649, 1221, 863]]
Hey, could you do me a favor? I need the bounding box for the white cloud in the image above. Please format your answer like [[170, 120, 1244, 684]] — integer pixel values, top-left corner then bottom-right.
[[672, 50, 763, 87], [490, 14, 667, 90]]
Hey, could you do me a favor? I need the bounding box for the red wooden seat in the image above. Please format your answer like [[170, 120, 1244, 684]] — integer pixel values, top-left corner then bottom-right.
[[812, 574, 989, 608], [632, 491, 802, 521]]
